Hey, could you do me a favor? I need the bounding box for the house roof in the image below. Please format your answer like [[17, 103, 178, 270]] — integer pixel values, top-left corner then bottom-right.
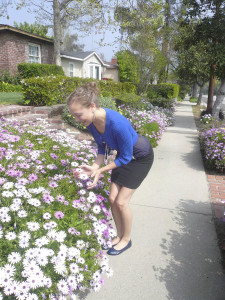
[[0, 24, 54, 43], [61, 50, 109, 66]]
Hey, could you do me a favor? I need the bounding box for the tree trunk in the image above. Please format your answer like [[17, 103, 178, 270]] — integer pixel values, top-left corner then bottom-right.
[[212, 79, 225, 120], [207, 64, 216, 114], [53, 0, 61, 66], [197, 85, 203, 105], [192, 82, 198, 98]]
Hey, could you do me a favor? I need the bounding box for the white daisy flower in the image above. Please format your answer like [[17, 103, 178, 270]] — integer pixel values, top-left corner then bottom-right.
[[8, 252, 22, 264], [9, 203, 20, 212], [57, 279, 69, 295], [19, 240, 29, 249], [2, 182, 14, 190], [47, 229, 57, 239], [71, 162, 79, 167], [76, 240, 85, 249], [27, 222, 40, 232], [3, 264, 16, 277], [0, 229, 3, 238], [27, 293, 39, 300], [54, 262, 66, 275], [19, 231, 31, 241], [17, 210, 28, 218], [2, 191, 14, 198], [3, 285, 14, 296], [93, 282, 101, 292], [79, 174, 89, 180], [27, 275, 41, 289], [77, 257, 85, 264], [1, 214, 11, 223], [36, 256, 48, 266], [85, 230, 92, 236], [68, 247, 81, 258], [92, 205, 101, 214], [45, 277, 52, 288], [69, 263, 79, 274], [24, 248, 36, 259], [13, 198, 22, 205], [67, 275, 77, 290], [76, 273, 84, 283], [5, 231, 17, 241], [43, 212, 51, 220], [56, 231, 67, 243]]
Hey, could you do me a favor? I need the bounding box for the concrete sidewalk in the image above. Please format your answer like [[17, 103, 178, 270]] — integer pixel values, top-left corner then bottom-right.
[[82, 100, 225, 300]]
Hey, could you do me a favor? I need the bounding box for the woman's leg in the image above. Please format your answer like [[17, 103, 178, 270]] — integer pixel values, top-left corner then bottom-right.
[[109, 182, 122, 244], [112, 187, 136, 250]]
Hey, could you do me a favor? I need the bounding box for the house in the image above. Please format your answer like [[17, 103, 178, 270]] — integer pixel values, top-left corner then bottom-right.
[[0, 24, 54, 74], [0, 24, 119, 81]]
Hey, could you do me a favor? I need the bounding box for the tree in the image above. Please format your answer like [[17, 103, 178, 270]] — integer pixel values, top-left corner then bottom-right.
[[13, 21, 52, 38], [116, 50, 139, 83], [183, 0, 225, 116], [17, 0, 113, 65], [61, 31, 84, 52], [174, 22, 210, 104], [115, 0, 166, 92]]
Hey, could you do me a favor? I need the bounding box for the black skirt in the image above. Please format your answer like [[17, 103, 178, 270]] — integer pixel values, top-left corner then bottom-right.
[[111, 145, 154, 189]]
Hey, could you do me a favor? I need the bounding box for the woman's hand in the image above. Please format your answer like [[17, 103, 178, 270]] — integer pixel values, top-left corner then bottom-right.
[[72, 165, 98, 179], [87, 169, 102, 190]]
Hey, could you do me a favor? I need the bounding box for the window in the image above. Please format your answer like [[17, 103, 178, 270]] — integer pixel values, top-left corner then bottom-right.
[[69, 63, 74, 77], [89, 64, 100, 79], [29, 44, 41, 63]]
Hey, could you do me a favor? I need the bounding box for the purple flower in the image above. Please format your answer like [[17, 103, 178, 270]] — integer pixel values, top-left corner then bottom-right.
[[29, 173, 38, 181], [50, 153, 58, 159], [54, 211, 64, 219]]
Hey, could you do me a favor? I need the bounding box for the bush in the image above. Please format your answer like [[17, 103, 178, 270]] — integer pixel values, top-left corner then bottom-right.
[[199, 122, 225, 172], [98, 80, 136, 97], [139, 121, 160, 148], [21, 75, 137, 106], [189, 97, 198, 103], [21, 76, 93, 106], [0, 70, 20, 85], [115, 93, 142, 107], [147, 97, 175, 110], [18, 63, 65, 78], [147, 83, 180, 100], [62, 96, 117, 131], [0, 82, 23, 92]]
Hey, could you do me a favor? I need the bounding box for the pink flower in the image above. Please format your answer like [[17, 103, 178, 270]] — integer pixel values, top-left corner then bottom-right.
[[54, 211, 64, 219]]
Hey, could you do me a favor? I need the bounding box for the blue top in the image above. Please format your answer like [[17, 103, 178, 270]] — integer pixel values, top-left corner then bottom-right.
[[87, 108, 138, 167]]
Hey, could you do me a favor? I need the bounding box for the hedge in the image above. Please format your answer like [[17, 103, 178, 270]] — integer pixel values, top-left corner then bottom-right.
[[21, 75, 137, 106], [18, 63, 65, 79], [147, 83, 180, 100], [0, 82, 23, 92]]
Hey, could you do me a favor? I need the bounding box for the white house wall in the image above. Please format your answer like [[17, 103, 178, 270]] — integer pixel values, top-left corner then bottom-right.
[[61, 58, 82, 77], [83, 55, 102, 79]]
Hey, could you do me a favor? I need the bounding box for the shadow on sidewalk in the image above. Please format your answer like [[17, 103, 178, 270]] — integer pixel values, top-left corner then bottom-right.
[[152, 199, 225, 300]]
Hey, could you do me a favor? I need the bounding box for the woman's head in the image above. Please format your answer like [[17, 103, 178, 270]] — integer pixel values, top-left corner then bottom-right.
[[67, 82, 100, 108], [67, 82, 100, 126]]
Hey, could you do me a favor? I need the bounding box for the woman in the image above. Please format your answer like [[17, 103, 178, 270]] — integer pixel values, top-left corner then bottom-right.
[[68, 82, 154, 256]]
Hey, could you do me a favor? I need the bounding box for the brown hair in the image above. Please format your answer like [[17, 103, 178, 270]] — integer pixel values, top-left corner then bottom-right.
[[67, 82, 100, 108]]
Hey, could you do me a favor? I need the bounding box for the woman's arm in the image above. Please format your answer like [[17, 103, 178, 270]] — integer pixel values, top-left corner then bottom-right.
[[87, 161, 117, 189]]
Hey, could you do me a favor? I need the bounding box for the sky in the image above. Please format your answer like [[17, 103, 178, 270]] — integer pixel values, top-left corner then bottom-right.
[[0, 3, 121, 61]]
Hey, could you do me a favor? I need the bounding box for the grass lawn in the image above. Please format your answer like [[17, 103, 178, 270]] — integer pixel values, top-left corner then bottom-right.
[[0, 92, 24, 105]]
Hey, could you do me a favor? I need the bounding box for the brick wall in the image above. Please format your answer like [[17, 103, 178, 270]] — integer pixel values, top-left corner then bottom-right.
[[0, 30, 54, 74]]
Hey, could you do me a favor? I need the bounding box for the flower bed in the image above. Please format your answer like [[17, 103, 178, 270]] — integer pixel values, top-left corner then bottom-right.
[[119, 103, 175, 147], [199, 119, 225, 172], [0, 118, 115, 299]]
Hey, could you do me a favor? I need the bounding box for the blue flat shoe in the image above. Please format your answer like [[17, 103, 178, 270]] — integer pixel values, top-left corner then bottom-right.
[[107, 240, 132, 256], [102, 242, 118, 250]]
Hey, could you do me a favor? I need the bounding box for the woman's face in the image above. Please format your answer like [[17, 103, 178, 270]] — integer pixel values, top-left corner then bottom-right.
[[68, 102, 95, 127]]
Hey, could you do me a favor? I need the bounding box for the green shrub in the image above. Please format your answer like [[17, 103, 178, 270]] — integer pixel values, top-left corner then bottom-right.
[[189, 97, 198, 103], [147, 83, 180, 100], [147, 97, 175, 110], [0, 82, 23, 92], [115, 93, 141, 106], [21, 75, 137, 106], [21, 76, 93, 106], [62, 95, 117, 131], [0, 71, 20, 85], [139, 121, 160, 148], [98, 80, 136, 97], [18, 63, 65, 78]]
